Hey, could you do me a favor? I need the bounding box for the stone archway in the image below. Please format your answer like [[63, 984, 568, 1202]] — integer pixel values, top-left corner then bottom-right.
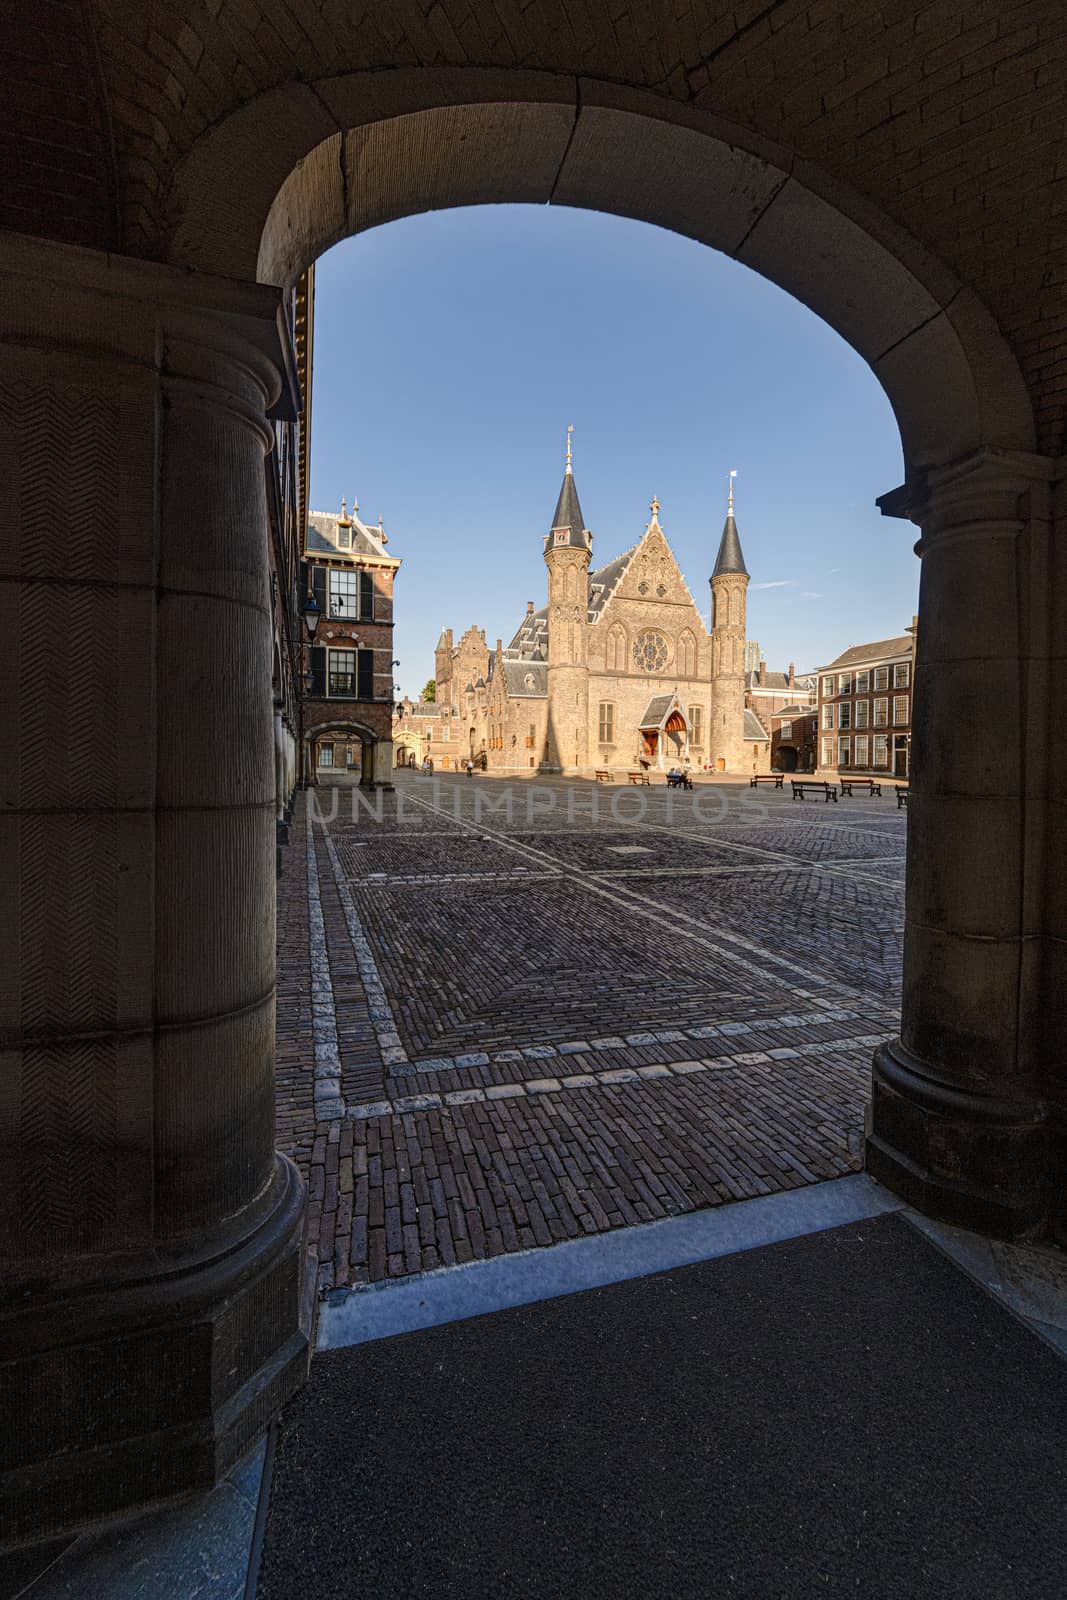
[[3, 54, 1061, 1546]]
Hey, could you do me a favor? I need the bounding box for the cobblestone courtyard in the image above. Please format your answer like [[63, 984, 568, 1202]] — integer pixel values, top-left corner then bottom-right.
[[276, 774, 906, 1293]]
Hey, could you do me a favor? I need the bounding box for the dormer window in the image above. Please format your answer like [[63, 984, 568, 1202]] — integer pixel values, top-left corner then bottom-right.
[[337, 524, 351, 549], [554, 529, 568, 546]]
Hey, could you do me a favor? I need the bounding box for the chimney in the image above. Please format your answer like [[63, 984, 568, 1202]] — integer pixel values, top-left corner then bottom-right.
[[789, 661, 795, 685], [759, 655, 766, 683], [496, 638, 502, 656], [526, 600, 534, 615]]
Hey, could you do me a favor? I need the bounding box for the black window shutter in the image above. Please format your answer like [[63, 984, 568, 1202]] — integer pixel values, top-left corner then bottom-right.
[[311, 565, 327, 614], [359, 570, 374, 620], [357, 649, 374, 699], [310, 645, 326, 697]]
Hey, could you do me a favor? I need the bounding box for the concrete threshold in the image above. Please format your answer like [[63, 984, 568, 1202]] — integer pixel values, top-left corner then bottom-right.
[[318, 1172, 905, 1351]]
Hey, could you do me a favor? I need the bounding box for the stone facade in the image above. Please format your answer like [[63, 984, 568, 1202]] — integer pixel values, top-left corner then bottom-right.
[[302, 501, 401, 786], [432, 458, 773, 777], [393, 695, 463, 770]]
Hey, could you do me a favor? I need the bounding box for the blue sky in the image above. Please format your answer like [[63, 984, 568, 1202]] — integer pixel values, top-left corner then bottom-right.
[[310, 205, 915, 701]]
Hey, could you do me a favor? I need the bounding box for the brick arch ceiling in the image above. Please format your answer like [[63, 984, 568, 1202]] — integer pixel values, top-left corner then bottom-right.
[[170, 77, 1033, 474], [5, 3, 1061, 452]]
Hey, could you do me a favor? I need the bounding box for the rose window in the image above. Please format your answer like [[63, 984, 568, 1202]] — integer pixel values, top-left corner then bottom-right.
[[633, 630, 669, 673]]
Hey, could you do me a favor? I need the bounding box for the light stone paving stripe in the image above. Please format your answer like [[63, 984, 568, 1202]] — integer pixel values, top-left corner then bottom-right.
[[389, 1004, 897, 1080], [346, 1032, 885, 1119], [321, 826, 412, 1072], [307, 821, 345, 1121], [316, 1173, 905, 1350]]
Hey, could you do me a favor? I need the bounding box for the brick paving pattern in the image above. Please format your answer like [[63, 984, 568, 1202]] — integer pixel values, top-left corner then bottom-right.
[[274, 774, 905, 1293]]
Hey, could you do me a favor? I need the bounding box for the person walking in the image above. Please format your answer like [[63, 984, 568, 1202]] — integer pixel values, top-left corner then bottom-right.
[[465, 758, 474, 778]]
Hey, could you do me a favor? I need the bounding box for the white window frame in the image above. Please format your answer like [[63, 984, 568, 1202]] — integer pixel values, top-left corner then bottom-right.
[[838, 736, 851, 768], [854, 699, 869, 728], [780, 721, 792, 740], [855, 670, 870, 693], [854, 734, 869, 767], [329, 569, 358, 617], [838, 671, 852, 694], [822, 704, 835, 730], [893, 662, 910, 688], [821, 738, 834, 767], [874, 698, 889, 727], [873, 734, 889, 769], [318, 742, 335, 768], [598, 701, 615, 743], [838, 702, 851, 730], [821, 675, 834, 696], [688, 704, 704, 746], [893, 695, 909, 726], [874, 666, 890, 691]]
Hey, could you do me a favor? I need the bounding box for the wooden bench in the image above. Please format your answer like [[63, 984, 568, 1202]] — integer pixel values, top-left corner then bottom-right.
[[594, 769, 612, 783], [627, 770, 650, 786], [897, 788, 909, 809], [839, 776, 882, 797], [750, 774, 784, 789], [791, 780, 838, 803], [666, 771, 693, 790]]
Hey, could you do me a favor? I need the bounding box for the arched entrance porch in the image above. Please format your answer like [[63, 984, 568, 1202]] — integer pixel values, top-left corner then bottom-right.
[[2, 65, 1056, 1542], [304, 718, 391, 790]]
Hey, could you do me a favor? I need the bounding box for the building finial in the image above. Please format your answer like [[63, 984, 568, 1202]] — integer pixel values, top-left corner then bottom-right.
[[565, 424, 573, 475], [341, 496, 347, 518], [728, 469, 737, 516], [650, 494, 660, 523]]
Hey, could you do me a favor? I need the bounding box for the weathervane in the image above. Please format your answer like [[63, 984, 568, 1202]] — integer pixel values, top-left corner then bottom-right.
[[728, 469, 737, 515], [565, 424, 573, 474]]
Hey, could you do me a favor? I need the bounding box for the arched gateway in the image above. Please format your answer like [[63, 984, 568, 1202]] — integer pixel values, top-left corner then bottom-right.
[[2, 32, 1062, 1544]]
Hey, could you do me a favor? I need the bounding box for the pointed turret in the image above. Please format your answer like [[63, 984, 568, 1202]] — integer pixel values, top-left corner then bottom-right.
[[543, 425, 592, 773], [712, 470, 748, 577], [545, 424, 592, 551], [709, 471, 752, 773]]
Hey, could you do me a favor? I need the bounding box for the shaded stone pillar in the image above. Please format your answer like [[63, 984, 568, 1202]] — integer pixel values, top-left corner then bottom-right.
[[360, 738, 376, 787], [868, 448, 1065, 1238], [377, 738, 395, 791], [0, 235, 307, 1544]]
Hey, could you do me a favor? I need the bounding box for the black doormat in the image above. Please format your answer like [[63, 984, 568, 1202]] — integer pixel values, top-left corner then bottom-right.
[[256, 1214, 1067, 1599]]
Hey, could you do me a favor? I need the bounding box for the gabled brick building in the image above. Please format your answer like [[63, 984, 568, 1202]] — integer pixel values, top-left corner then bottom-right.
[[816, 622, 917, 780], [301, 501, 401, 785]]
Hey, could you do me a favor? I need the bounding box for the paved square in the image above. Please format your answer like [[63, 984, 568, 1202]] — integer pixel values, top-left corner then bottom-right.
[[275, 774, 905, 1291]]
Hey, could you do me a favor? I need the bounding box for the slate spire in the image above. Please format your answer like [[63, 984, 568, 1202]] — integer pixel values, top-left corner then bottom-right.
[[546, 424, 591, 550], [712, 469, 748, 577]]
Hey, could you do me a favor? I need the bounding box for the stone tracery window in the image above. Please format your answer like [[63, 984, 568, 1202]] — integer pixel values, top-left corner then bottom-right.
[[606, 624, 626, 672], [633, 630, 669, 673]]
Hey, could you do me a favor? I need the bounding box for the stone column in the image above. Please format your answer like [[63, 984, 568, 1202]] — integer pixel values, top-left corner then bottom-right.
[[360, 738, 376, 787], [0, 235, 307, 1545], [377, 737, 395, 791], [867, 448, 1065, 1238], [274, 709, 286, 820]]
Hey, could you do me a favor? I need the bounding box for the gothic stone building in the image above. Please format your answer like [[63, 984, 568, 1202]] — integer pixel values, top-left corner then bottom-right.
[[433, 452, 770, 776]]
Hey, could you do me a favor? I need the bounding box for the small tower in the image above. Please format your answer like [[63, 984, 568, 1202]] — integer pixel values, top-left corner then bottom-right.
[[434, 627, 454, 706], [709, 470, 751, 772], [543, 425, 592, 772]]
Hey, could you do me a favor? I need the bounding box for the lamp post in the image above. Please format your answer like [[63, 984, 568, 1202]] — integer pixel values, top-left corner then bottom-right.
[[298, 591, 320, 787]]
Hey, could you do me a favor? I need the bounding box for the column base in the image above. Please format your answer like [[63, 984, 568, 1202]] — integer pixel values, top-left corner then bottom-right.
[[867, 1039, 1059, 1239], [0, 1155, 309, 1550]]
